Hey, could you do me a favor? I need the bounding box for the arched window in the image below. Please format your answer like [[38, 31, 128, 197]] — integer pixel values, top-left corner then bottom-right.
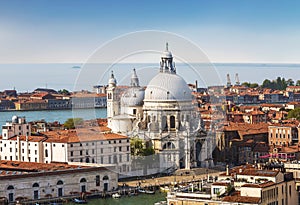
[[163, 142, 175, 149], [32, 183, 39, 188], [170, 116, 175, 129], [7, 185, 14, 190], [57, 180, 63, 185], [162, 116, 168, 131], [103, 175, 109, 180], [80, 178, 87, 183]]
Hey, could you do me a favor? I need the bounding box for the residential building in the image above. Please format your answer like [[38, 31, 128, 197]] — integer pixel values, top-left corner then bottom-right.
[[167, 164, 298, 205], [0, 160, 117, 203], [0, 116, 131, 177], [268, 122, 299, 147]]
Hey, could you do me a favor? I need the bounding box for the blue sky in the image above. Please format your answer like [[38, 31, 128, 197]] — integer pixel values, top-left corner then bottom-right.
[[0, 0, 300, 63]]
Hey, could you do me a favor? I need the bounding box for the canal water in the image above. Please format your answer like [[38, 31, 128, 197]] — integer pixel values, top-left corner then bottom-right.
[[0, 108, 107, 131], [71, 192, 166, 205]]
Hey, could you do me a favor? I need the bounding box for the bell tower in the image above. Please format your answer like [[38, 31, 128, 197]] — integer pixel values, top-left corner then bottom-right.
[[107, 71, 119, 128]]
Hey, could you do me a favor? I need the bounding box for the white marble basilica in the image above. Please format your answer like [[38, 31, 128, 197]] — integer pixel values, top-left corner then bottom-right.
[[107, 44, 209, 172]]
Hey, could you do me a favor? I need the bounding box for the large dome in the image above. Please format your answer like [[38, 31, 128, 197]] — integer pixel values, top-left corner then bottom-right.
[[144, 72, 192, 102]]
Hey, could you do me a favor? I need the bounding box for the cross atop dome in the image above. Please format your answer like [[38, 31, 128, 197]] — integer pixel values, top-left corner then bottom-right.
[[160, 43, 176, 74]]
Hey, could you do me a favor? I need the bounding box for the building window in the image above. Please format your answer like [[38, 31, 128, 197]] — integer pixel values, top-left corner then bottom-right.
[[57, 180, 63, 185], [101, 156, 103, 164], [80, 143, 82, 147], [86, 150, 89, 155], [70, 151, 73, 157], [96, 175, 100, 186], [114, 140, 116, 144], [70, 144, 73, 147], [80, 150, 83, 155], [45, 149, 48, 157], [114, 147, 117, 152], [119, 147, 122, 151], [101, 148, 103, 153], [86, 143, 88, 146], [62, 144, 64, 147], [127, 146, 129, 151], [35, 150, 37, 155], [10, 148, 12, 152], [92, 149, 95, 154]]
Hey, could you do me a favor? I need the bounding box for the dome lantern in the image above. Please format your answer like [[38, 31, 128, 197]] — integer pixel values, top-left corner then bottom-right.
[[160, 42, 176, 74]]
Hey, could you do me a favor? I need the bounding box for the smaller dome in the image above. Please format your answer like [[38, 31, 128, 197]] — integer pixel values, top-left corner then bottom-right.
[[121, 87, 145, 107], [108, 71, 117, 86], [162, 50, 172, 58], [109, 78, 117, 85], [12, 115, 18, 123]]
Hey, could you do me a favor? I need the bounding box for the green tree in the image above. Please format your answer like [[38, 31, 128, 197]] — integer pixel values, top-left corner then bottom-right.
[[296, 80, 300, 86], [249, 83, 259, 88], [130, 137, 155, 156], [58, 89, 70, 95], [242, 82, 250, 87], [64, 118, 84, 129], [287, 108, 300, 121], [262, 79, 272, 88], [287, 79, 295, 86]]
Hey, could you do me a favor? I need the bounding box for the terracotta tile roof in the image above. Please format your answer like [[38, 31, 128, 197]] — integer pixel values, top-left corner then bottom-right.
[[260, 103, 284, 108], [238, 169, 279, 177], [8, 135, 46, 142], [222, 195, 260, 203], [0, 160, 82, 172], [42, 127, 128, 143], [212, 182, 230, 186], [223, 122, 268, 137], [30, 92, 50, 98], [241, 181, 275, 188]]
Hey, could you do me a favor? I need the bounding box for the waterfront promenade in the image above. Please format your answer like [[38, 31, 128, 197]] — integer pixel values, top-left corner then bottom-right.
[[119, 168, 221, 188]]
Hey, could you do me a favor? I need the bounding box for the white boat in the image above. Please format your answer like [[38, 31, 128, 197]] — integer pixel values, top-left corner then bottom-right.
[[160, 186, 169, 193], [154, 201, 167, 205], [112, 193, 121, 198]]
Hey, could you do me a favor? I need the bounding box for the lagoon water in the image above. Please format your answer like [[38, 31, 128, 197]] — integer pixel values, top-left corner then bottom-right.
[[1, 63, 300, 92], [0, 108, 107, 132]]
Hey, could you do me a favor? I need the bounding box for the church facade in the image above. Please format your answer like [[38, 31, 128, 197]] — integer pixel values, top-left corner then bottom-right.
[[107, 44, 211, 173]]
